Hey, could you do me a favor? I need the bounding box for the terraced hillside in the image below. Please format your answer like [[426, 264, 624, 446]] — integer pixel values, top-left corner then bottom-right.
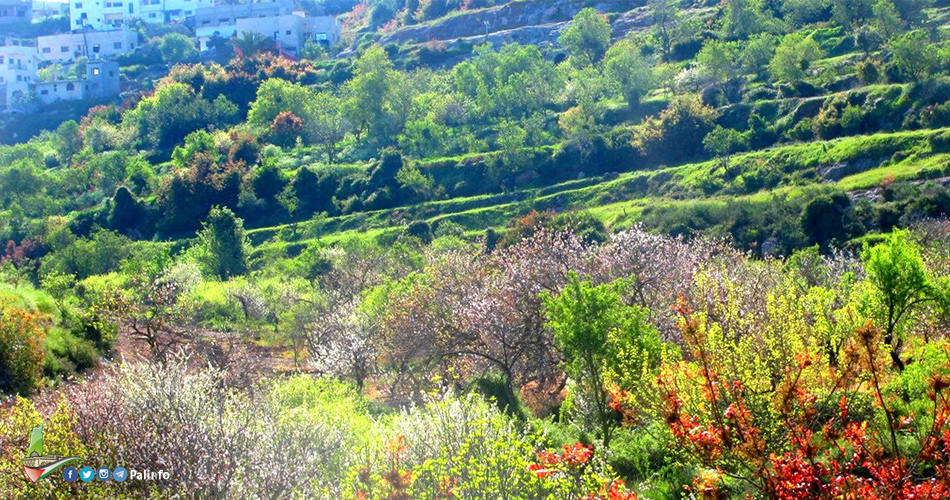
[[5, 0, 950, 497]]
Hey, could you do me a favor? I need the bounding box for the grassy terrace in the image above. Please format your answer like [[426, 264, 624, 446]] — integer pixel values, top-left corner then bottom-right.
[[247, 127, 950, 257]]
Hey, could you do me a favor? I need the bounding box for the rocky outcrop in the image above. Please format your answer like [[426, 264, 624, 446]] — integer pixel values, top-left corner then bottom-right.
[[818, 157, 884, 181], [378, 0, 645, 46]]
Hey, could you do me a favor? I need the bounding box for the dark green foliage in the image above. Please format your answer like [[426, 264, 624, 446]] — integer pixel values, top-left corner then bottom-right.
[[108, 186, 144, 236], [632, 95, 720, 164], [196, 206, 249, 279], [641, 195, 813, 256], [550, 211, 609, 245], [801, 193, 859, 249], [473, 371, 530, 419], [252, 163, 289, 204], [484, 228, 500, 253], [403, 220, 433, 244], [228, 131, 261, 167], [157, 154, 244, 235]]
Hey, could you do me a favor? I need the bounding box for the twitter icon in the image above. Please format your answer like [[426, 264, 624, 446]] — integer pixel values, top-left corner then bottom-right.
[[79, 467, 94, 482]]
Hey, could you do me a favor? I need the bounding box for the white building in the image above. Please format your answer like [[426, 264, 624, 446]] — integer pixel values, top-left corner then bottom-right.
[[0, 37, 39, 109], [196, 4, 341, 56], [32, 0, 67, 17], [0, 0, 31, 24], [37, 29, 138, 62], [194, 0, 292, 50], [32, 59, 120, 104], [70, 0, 212, 31]]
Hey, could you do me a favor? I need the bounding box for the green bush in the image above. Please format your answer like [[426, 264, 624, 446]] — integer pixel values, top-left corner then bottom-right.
[[43, 328, 98, 378], [0, 306, 46, 396]]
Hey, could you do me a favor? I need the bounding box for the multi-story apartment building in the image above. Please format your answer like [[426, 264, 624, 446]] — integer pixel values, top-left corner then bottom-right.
[[70, 0, 212, 31], [194, 0, 292, 49], [0, 0, 31, 24], [195, 2, 341, 56], [37, 29, 138, 62], [0, 37, 39, 109]]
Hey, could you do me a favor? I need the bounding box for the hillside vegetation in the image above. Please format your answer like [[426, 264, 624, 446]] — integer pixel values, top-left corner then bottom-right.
[[4, 0, 950, 497]]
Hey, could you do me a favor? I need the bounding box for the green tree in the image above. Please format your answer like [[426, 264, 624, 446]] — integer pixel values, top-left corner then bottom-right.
[[395, 161, 435, 200], [252, 162, 289, 204], [490, 120, 531, 188], [861, 231, 947, 370], [195, 206, 249, 279], [108, 186, 143, 235], [123, 83, 232, 153], [889, 30, 940, 80], [891, 0, 932, 25], [558, 8, 612, 67], [53, 120, 82, 160], [723, 0, 772, 38], [739, 33, 777, 77], [649, 0, 679, 61], [247, 79, 313, 130], [873, 0, 904, 39], [769, 33, 825, 83], [159, 33, 198, 64], [304, 91, 351, 163], [801, 193, 855, 249], [703, 125, 747, 168], [343, 45, 401, 143], [542, 272, 662, 447], [832, 0, 873, 25], [604, 39, 655, 108], [278, 184, 301, 236], [697, 40, 737, 97]]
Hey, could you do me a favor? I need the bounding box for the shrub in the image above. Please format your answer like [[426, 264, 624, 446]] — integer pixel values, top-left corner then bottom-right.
[[631, 95, 719, 164], [402, 220, 433, 244], [0, 305, 45, 396], [856, 58, 883, 84]]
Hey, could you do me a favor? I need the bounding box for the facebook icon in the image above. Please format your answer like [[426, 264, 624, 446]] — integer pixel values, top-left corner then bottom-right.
[[63, 467, 78, 483]]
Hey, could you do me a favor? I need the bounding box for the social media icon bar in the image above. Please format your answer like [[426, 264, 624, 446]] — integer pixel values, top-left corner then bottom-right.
[[80, 467, 94, 482], [96, 466, 111, 481], [112, 467, 128, 482], [63, 467, 78, 483]]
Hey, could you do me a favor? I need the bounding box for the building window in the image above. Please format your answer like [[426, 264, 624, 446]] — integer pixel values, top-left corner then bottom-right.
[[16, 75, 22, 81], [148, 12, 156, 17], [41, 89, 49, 95], [285, 30, 292, 35], [92, 44, 100, 53], [42, 47, 51, 53], [61, 46, 69, 52], [114, 42, 122, 49], [75, 2, 82, 6], [92, 67, 100, 75], [109, 71, 115, 76], [67, 83, 75, 91]]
